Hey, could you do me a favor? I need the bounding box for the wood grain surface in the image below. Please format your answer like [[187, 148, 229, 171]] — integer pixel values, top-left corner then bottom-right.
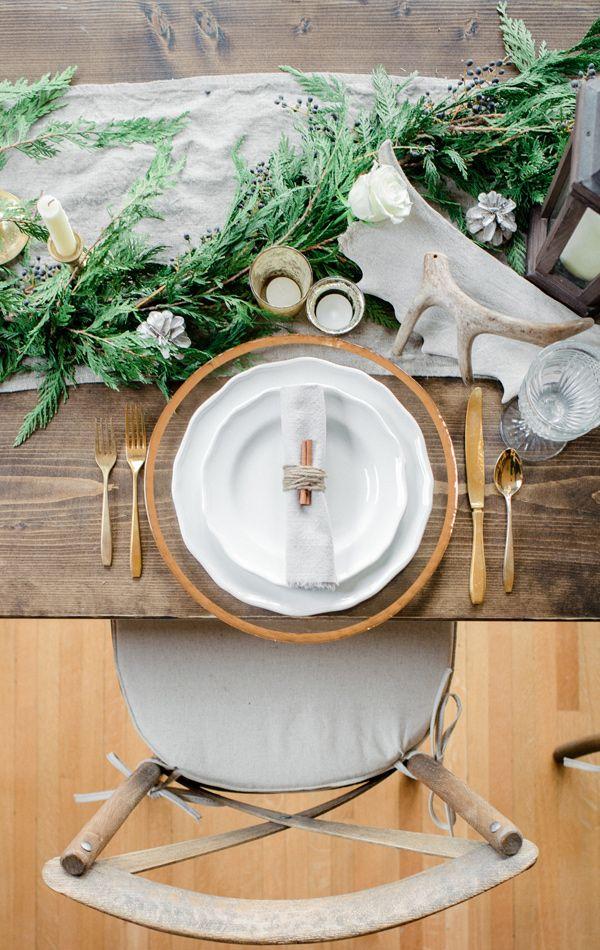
[[1, 0, 598, 623], [0, 375, 598, 620], [1, 618, 598, 948], [0, 1, 597, 83]]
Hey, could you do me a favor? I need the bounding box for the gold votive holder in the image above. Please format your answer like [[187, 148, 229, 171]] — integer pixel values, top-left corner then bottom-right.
[[249, 245, 313, 318], [47, 231, 87, 272], [305, 277, 365, 335], [0, 189, 29, 265]]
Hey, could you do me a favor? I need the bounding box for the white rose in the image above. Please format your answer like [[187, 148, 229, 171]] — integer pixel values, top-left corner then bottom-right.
[[348, 162, 411, 224]]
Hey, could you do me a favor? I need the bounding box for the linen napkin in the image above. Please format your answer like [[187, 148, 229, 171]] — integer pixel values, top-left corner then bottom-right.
[[280, 385, 337, 590]]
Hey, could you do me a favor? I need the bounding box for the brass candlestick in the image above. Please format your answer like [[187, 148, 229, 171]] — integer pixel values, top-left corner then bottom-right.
[[0, 189, 29, 265], [47, 231, 87, 273]]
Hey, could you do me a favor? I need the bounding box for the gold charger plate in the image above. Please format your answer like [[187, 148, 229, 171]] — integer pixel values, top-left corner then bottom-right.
[[145, 334, 458, 643]]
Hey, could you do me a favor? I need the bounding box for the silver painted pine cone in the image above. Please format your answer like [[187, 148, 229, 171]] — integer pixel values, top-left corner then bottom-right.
[[466, 191, 517, 246], [136, 309, 191, 359]]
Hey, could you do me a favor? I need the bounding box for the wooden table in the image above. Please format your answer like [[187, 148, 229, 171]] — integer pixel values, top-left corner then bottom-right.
[[1, 1, 596, 83], [1, 1, 599, 621], [2, 375, 598, 620]]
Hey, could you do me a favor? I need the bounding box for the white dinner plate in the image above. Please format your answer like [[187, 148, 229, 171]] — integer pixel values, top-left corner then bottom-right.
[[171, 357, 434, 616], [201, 386, 407, 586]]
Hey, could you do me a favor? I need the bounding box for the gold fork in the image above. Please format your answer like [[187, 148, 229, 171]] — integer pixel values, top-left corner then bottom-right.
[[125, 403, 147, 579], [94, 417, 117, 567]]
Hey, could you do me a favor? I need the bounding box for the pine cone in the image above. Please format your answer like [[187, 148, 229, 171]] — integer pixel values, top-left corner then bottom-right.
[[136, 309, 191, 359], [466, 191, 517, 246]]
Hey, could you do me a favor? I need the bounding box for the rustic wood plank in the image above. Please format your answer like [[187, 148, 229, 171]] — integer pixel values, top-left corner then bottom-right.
[[0, 0, 598, 622], [0, 376, 598, 620], [0, 1, 596, 83]]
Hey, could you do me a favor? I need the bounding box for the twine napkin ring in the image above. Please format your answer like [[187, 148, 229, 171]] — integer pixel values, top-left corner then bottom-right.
[[282, 464, 326, 493]]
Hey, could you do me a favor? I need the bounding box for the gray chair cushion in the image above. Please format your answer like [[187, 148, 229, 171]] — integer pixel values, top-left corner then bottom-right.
[[113, 619, 455, 793]]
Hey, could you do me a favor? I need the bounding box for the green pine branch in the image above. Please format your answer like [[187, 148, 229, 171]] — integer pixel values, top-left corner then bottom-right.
[[0, 67, 188, 171], [497, 2, 537, 71], [2, 5, 599, 442], [13, 364, 68, 446]]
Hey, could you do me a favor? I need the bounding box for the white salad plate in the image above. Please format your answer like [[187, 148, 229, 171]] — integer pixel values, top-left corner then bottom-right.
[[171, 357, 434, 617], [201, 385, 407, 586]]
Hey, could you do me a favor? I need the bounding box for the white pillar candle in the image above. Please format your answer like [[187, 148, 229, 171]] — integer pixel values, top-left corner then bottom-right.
[[559, 208, 600, 282], [315, 292, 353, 331], [265, 276, 302, 308], [37, 195, 78, 258]]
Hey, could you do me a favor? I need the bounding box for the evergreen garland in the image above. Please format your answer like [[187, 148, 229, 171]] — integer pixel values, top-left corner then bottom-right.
[[1, 4, 599, 444]]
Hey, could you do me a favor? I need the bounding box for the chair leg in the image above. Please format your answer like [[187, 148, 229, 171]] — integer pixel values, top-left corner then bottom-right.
[[61, 760, 163, 877], [406, 753, 523, 857]]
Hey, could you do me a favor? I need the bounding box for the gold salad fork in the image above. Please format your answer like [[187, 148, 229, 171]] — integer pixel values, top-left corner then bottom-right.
[[94, 417, 117, 567], [125, 403, 147, 579]]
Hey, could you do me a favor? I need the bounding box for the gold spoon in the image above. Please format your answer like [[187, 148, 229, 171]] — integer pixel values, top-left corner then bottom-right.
[[494, 448, 524, 593]]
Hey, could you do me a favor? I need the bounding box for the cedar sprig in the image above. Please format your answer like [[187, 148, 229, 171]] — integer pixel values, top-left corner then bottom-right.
[[2, 6, 599, 443], [0, 67, 187, 171]]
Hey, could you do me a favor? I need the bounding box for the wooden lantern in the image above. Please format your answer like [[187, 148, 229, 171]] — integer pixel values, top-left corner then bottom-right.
[[527, 77, 600, 316]]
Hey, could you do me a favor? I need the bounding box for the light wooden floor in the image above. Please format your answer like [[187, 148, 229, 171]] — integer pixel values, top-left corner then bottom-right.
[[0, 620, 598, 950]]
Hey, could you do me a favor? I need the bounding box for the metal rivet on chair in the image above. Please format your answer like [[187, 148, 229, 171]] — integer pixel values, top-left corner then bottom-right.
[[489, 821, 501, 833], [80, 840, 93, 852]]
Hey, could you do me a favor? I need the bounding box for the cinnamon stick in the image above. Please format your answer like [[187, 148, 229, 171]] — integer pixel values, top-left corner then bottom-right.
[[300, 439, 312, 506]]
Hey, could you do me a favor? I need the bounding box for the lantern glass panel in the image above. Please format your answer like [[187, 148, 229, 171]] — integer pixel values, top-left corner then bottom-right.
[[557, 208, 600, 284], [526, 77, 599, 316]]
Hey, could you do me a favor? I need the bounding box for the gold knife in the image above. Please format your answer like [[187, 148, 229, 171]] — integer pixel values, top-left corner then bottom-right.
[[465, 387, 486, 605]]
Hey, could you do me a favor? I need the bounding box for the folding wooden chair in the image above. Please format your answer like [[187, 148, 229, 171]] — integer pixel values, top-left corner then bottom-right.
[[43, 619, 537, 942]]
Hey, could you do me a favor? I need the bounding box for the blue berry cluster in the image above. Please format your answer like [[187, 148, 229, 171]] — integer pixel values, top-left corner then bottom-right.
[[202, 226, 220, 241], [20, 256, 61, 286], [571, 63, 596, 88], [408, 144, 435, 158], [441, 57, 507, 116], [169, 229, 220, 256], [246, 160, 273, 210], [274, 94, 319, 115], [249, 160, 269, 184]]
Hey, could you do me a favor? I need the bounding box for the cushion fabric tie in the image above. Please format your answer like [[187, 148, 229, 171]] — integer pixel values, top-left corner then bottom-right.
[[396, 667, 462, 835], [73, 752, 206, 822]]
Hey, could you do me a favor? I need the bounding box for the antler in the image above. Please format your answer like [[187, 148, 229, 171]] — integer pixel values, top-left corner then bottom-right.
[[392, 252, 594, 384]]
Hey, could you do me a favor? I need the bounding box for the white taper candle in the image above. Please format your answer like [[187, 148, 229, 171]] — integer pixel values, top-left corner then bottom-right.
[[37, 195, 78, 258]]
